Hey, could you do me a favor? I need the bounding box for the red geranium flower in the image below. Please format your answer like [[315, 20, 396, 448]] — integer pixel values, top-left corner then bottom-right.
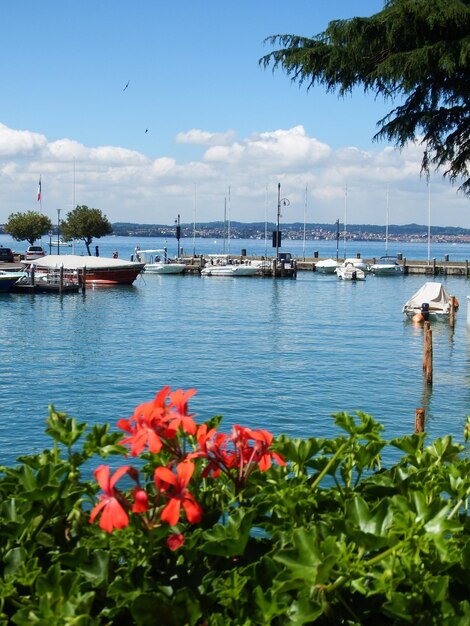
[[90, 465, 130, 533], [166, 533, 185, 551], [154, 461, 202, 526], [166, 388, 197, 436]]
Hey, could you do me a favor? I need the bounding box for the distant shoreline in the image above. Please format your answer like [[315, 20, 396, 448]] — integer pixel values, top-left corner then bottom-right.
[[110, 221, 470, 244]]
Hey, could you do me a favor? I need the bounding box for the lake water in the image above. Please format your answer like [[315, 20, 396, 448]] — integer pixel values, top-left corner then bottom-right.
[[1, 234, 469, 466]]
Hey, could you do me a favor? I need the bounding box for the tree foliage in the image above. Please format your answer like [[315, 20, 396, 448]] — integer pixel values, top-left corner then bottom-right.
[[61, 205, 113, 256], [261, 0, 470, 196], [4, 211, 52, 246]]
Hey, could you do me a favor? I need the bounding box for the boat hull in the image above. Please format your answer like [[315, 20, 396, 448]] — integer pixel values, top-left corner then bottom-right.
[[144, 263, 186, 274], [201, 265, 258, 277]]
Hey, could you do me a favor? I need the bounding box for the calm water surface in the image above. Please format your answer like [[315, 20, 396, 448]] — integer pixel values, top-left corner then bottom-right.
[[1, 235, 469, 466]]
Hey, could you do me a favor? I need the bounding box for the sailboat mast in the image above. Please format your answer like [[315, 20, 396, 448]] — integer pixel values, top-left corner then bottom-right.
[[303, 184, 307, 260], [427, 180, 431, 264], [385, 185, 389, 255], [223, 197, 227, 254], [343, 185, 348, 259], [228, 185, 231, 256]]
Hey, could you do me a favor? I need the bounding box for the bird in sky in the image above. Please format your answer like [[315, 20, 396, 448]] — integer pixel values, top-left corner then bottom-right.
[[145, 128, 149, 134], [123, 80, 130, 91]]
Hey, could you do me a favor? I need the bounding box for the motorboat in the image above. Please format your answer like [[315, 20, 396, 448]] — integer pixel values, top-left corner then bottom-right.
[[136, 249, 186, 275], [370, 255, 404, 276], [403, 282, 458, 321], [26, 255, 145, 285], [335, 261, 366, 281], [0, 270, 28, 292], [315, 258, 339, 274], [344, 257, 370, 272], [201, 255, 258, 277]]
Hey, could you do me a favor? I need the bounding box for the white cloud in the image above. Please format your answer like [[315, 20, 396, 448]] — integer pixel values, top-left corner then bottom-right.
[[0, 123, 467, 227], [176, 129, 236, 146]]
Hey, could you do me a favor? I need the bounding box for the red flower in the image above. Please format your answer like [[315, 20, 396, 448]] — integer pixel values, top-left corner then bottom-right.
[[154, 461, 202, 526], [118, 387, 172, 455], [247, 428, 286, 471], [90, 465, 130, 533], [166, 388, 197, 436], [132, 488, 149, 513], [166, 533, 185, 551]]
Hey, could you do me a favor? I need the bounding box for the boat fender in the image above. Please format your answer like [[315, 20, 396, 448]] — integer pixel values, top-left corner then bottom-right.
[[352, 270, 357, 280], [413, 312, 424, 323], [454, 297, 459, 309]]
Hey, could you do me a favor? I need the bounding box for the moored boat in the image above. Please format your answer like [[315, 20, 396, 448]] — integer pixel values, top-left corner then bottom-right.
[[137, 249, 186, 275], [315, 258, 339, 274], [370, 255, 403, 276], [335, 262, 366, 281], [0, 270, 28, 292], [402, 281, 458, 321], [201, 255, 258, 277], [26, 255, 145, 285]]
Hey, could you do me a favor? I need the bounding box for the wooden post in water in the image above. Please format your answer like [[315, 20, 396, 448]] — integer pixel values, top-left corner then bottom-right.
[[450, 296, 456, 329], [81, 267, 86, 293], [423, 321, 433, 385], [59, 265, 64, 294], [415, 408, 425, 433]]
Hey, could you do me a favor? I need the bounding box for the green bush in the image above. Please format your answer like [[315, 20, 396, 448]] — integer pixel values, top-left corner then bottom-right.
[[0, 388, 469, 625]]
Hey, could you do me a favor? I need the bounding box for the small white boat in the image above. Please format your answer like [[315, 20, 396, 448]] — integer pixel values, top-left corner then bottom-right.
[[403, 282, 458, 321], [201, 255, 258, 277], [335, 262, 366, 281], [137, 250, 185, 275], [370, 255, 403, 276], [344, 257, 370, 272], [0, 270, 28, 292], [315, 258, 339, 274]]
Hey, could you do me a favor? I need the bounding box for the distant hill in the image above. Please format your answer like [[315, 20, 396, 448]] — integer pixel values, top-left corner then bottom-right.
[[111, 221, 470, 238]]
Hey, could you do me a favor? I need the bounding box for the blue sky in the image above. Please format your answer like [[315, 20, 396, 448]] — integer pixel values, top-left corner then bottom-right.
[[0, 0, 468, 227]]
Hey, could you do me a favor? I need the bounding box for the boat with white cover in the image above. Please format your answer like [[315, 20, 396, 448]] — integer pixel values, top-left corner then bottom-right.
[[343, 257, 370, 272], [315, 258, 339, 274], [370, 255, 403, 276], [402, 282, 458, 321], [335, 261, 366, 281], [26, 255, 145, 285]]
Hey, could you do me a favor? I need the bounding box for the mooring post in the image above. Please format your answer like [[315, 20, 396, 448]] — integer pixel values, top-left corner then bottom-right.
[[59, 265, 64, 293], [450, 296, 456, 329], [415, 408, 425, 433], [82, 267, 86, 293], [423, 321, 433, 385]]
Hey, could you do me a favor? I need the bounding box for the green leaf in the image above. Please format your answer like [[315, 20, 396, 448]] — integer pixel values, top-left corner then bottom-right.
[[201, 509, 254, 557]]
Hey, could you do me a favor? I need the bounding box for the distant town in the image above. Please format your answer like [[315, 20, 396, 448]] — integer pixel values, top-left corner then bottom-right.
[[111, 221, 470, 244], [1, 221, 470, 244]]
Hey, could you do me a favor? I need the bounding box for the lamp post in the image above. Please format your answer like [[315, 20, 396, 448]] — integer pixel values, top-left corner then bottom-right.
[[274, 182, 290, 261], [175, 213, 181, 258], [57, 209, 61, 255], [48, 230, 53, 254]]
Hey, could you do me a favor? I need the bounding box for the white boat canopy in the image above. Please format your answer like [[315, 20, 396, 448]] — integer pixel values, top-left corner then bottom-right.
[[402, 282, 452, 314]]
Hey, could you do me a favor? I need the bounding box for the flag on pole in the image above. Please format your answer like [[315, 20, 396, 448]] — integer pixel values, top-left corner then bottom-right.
[[37, 177, 41, 202]]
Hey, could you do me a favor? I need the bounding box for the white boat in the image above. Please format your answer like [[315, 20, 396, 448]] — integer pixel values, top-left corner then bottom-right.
[[402, 282, 458, 321], [315, 258, 339, 274], [335, 261, 366, 281], [0, 270, 28, 292], [201, 255, 258, 277], [370, 255, 404, 276], [344, 257, 370, 272], [137, 249, 186, 274]]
